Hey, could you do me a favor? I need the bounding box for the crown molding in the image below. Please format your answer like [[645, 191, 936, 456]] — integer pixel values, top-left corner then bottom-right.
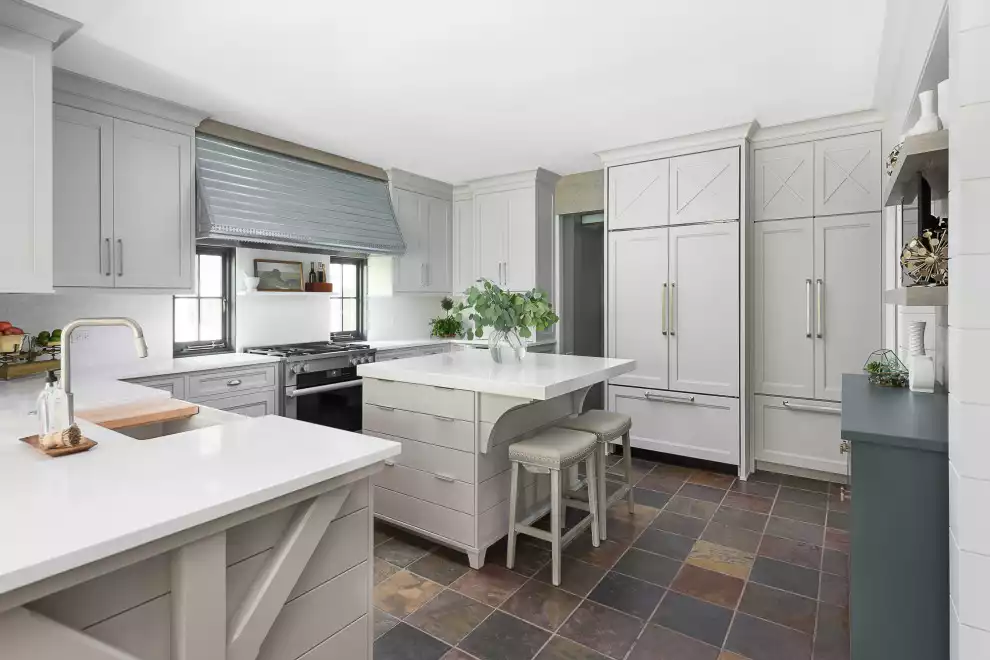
[[463, 168, 561, 195], [0, 0, 80, 46], [388, 169, 453, 200], [597, 121, 758, 168], [751, 110, 885, 146]]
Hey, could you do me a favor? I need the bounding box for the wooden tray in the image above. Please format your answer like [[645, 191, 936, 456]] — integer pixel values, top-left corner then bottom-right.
[[0, 360, 59, 380], [20, 434, 97, 457]]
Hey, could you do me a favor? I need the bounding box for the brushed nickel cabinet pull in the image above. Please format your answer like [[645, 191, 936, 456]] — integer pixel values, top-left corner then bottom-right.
[[661, 283, 668, 336], [645, 391, 695, 404], [384, 460, 395, 467], [433, 415, 454, 422], [783, 400, 840, 415], [816, 279, 824, 339], [104, 238, 111, 276], [434, 473, 456, 483], [805, 279, 813, 338], [669, 282, 676, 336], [117, 239, 123, 277], [226, 379, 242, 387]]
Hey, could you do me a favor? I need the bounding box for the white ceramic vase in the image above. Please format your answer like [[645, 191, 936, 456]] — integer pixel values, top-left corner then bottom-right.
[[908, 90, 943, 136], [937, 79, 951, 129]]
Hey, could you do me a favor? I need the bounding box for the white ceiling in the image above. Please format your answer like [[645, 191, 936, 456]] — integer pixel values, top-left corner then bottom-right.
[[35, 0, 888, 182]]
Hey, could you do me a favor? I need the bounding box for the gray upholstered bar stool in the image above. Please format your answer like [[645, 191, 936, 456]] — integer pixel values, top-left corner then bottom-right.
[[555, 410, 634, 541], [506, 427, 602, 586]]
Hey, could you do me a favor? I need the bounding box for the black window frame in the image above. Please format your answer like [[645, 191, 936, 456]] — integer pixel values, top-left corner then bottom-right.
[[173, 246, 235, 357], [327, 257, 366, 340]]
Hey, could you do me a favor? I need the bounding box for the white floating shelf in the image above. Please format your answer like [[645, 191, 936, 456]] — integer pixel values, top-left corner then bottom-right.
[[883, 286, 948, 306], [237, 291, 333, 297], [883, 130, 949, 208]]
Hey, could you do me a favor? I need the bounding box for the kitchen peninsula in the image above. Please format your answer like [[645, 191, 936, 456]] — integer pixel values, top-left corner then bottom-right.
[[357, 351, 635, 567], [0, 385, 399, 660]]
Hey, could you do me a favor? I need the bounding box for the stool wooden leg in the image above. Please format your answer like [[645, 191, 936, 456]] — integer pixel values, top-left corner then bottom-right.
[[586, 453, 601, 548], [506, 461, 520, 570], [623, 432, 635, 513], [550, 467, 562, 586], [598, 442, 608, 540]]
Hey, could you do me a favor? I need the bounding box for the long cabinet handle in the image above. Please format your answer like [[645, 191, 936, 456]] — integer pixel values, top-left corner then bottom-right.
[[783, 400, 840, 415], [104, 238, 111, 276], [117, 239, 123, 277], [645, 391, 695, 404], [816, 279, 824, 339], [434, 473, 456, 483], [805, 279, 813, 338], [669, 282, 676, 336], [661, 283, 668, 336]]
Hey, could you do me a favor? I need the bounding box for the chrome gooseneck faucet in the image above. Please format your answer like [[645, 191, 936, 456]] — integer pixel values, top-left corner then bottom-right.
[[60, 317, 149, 421]]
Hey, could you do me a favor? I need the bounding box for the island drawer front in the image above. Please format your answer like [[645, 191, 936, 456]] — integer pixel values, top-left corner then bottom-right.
[[375, 462, 475, 514], [363, 404, 475, 452], [364, 378, 474, 421], [187, 365, 277, 398], [754, 394, 845, 474], [364, 431, 474, 483], [375, 485, 475, 546], [609, 385, 740, 465]]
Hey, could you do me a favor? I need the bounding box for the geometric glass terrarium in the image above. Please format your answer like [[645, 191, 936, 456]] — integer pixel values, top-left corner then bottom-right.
[[863, 349, 909, 387]]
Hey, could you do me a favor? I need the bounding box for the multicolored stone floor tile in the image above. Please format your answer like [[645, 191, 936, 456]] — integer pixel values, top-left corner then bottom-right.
[[373, 453, 850, 660]]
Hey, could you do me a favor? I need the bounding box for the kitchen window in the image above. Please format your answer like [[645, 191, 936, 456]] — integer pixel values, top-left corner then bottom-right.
[[174, 247, 234, 355], [328, 258, 364, 336]]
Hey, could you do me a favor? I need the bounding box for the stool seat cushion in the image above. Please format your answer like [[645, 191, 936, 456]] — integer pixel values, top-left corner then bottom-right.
[[509, 428, 599, 470], [556, 410, 632, 441]]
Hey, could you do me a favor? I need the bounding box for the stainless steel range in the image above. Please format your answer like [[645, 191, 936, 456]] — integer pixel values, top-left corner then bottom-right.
[[245, 341, 376, 431]]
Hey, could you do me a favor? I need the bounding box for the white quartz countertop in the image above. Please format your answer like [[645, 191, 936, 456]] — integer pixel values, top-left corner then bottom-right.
[[87, 352, 284, 381], [0, 415, 399, 596], [368, 337, 556, 352], [0, 375, 171, 425], [358, 351, 635, 400]]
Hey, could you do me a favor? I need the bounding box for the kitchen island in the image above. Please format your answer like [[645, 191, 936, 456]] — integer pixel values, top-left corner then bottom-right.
[[357, 351, 635, 568], [0, 388, 399, 660]]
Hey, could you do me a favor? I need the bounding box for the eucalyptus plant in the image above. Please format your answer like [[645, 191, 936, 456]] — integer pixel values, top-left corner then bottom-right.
[[455, 279, 559, 341]]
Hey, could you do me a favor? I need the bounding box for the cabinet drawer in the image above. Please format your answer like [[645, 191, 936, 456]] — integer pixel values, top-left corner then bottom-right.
[[374, 485, 474, 546], [364, 404, 474, 451], [364, 431, 474, 483], [195, 389, 276, 417], [375, 461, 474, 514], [609, 385, 739, 465], [187, 365, 276, 398], [364, 377, 474, 421], [129, 375, 185, 399], [754, 395, 844, 475]]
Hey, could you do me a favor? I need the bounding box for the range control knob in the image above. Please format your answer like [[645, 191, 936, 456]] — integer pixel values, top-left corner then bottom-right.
[[301, 364, 312, 373], [291, 364, 303, 375]]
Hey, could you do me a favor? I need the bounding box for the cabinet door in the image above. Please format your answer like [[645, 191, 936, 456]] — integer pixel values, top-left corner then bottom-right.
[[814, 213, 881, 401], [669, 147, 740, 225], [505, 187, 536, 292], [814, 132, 881, 216], [608, 159, 669, 230], [112, 119, 192, 289], [753, 142, 814, 221], [668, 223, 739, 396], [452, 197, 475, 294], [475, 191, 506, 285], [195, 390, 276, 417], [53, 105, 114, 288], [424, 195, 452, 292], [392, 188, 426, 292], [752, 218, 815, 398], [608, 228, 669, 389], [0, 34, 53, 293]]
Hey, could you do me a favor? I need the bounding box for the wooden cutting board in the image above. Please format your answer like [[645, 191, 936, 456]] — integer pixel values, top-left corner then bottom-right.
[[77, 398, 200, 430]]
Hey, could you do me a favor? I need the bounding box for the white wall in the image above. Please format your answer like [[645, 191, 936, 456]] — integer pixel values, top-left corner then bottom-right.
[[364, 255, 446, 341], [948, 0, 990, 656], [0, 292, 173, 369]]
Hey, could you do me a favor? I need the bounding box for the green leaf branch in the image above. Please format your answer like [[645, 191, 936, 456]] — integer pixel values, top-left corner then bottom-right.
[[454, 279, 559, 341]]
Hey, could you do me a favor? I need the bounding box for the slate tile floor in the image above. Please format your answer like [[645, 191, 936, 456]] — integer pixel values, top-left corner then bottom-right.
[[373, 453, 850, 660]]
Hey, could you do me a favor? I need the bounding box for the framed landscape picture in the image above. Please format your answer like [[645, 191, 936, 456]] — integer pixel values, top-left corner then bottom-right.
[[254, 259, 304, 291]]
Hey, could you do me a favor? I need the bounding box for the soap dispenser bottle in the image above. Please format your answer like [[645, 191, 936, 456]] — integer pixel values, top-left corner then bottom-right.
[[36, 370, 70, 435]]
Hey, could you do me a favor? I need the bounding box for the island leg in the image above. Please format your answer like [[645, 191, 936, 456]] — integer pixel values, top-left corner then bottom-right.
[[467, 548, 487, 570]]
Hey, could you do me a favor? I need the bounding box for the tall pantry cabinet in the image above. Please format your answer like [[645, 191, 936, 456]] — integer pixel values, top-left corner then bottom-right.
[[750, 129, 882, 475], [602, 126, 752, 470]]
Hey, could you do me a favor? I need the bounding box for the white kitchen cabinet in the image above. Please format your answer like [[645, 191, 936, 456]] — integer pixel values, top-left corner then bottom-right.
[[753, 395, 844, 475], [475, 191, 507, 285], [814, 212, 881, 401], [668, 222, 739, 396], [753, 142, 814, 221], [608, 158, 669, 230], [53, 105, 114, 288], [609, 385, 740, 465], [452, 189, 475, 294], [0, 9, 77, 293], [197, 390, 276, 418], [390, 170, 453, 294], [752, 218, 816, 398], [669, 147, 740, 225], [608, 228, 669, 390], [813, 132, 881, 217]]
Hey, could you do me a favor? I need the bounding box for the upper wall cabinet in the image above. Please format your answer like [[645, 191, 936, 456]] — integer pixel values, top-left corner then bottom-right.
[[813, 132, 881, 216], [452, 188, 475, 294], [0, 6, 79, 293], [669, 147, 740, 224], [753, 142, 814, 221], [389, 170, 452, 294], [608, 159, 669, 230], [52, 70, 205, 291]]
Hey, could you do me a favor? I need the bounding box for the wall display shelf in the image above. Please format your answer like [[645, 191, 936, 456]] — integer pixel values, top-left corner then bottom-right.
[[237, 291, 332, 297], [882, 286, 948, 307], [883, 130, 948, 208]]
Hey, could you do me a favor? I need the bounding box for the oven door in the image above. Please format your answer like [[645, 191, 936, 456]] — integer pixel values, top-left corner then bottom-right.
[[285, 377, 363, 431]]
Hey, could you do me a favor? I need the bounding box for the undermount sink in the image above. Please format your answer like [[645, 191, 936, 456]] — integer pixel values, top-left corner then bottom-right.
[[98, 404, 245, 440]]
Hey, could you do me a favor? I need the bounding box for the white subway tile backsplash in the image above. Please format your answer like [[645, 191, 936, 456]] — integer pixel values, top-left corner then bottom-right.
[[949, 328, 990, 405], [956, 26, 990, 106], [956, 548, 990, 631], [955, 105, 990, 181], [950, 255, 990, 328], [953, 179, 990, 256], [950, 398, 990, 480]]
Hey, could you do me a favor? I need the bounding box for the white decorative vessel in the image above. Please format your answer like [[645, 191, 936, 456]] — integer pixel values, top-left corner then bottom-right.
[[908, 90, 942, 136]]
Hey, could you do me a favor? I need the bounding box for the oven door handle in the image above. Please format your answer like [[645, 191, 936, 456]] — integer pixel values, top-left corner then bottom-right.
[[287, 379, 364, 398]]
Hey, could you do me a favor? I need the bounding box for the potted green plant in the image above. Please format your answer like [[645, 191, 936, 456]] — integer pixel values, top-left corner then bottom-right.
[[455, 279, 559, 363], [429, 296, 462, 338]]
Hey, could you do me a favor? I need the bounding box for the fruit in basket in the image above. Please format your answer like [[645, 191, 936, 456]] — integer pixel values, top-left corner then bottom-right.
[[2, 327, 23, 335], [0, 321, 10, 332], [36, 330, 51, 344]]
